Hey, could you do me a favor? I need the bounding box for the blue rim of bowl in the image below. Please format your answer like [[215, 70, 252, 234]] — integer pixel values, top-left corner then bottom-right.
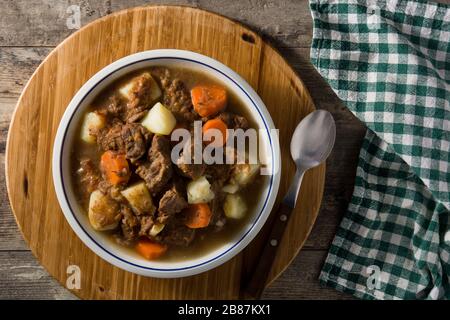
[[60, 56, 274, 272]]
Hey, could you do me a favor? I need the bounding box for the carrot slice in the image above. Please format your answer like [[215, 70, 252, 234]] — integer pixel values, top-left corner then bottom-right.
[[136, 238, 168, 260], [184, 203, 212, 229], [100, 151, 130, 185], [191, 85, 227, 117], [202, 118, 228, 147]]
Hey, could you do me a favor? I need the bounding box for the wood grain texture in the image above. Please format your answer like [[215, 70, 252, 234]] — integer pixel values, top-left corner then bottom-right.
[[0, 0, 112, 46], [0, 250, 352, 300], [5, 6, 325, 299], [0, 0, 313, 48], [110, 0, 314, 48]]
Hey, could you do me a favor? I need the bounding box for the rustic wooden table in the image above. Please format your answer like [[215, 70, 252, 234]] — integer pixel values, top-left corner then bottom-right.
[[0, 0, 366, 299]]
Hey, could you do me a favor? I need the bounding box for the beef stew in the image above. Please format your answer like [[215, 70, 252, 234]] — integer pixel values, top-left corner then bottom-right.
[[71, 66, 265, 261]]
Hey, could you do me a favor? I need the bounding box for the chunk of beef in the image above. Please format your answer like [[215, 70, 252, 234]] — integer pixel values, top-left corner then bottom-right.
[[136, 135, 173, 194], [97, 122, 151, 162], [119, 207, 156, 240], [157, 182, 188, 224], [217, 112, 249, 130], [152, 68, 198, 122], [121, 123, 152, 162], [97, 180, 109, 194], [97, 122, 125, 153], [158, 223, 195, 247], [97, 94, 125, 119], [176, 159, 206, 180], [205, 164, 232, 185], [77, 158, 100, 194], [175, 138, 206, 179], [120, 205, 139, 241], [110, 185, 126, 202], [204, 147, 235, 184], [138, 215, 154, 237], [125, 73, 157, 123], [98, 180, 126, 203], [98, 74, 155, 123]]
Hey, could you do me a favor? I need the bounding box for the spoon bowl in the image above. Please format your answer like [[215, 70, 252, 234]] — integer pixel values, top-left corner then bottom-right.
[[284, 110, 336, 208], [291, 109, 336, 170]]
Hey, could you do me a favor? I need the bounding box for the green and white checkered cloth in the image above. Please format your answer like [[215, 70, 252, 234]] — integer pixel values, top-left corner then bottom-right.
[[310, 0, 449, 299]]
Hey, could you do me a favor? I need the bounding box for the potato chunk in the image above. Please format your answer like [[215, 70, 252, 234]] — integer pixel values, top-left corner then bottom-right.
[[88, 190, 121, 231], [119, 72, 161, 102], [80, 112, 105, 143], [120, 182, 156, 215], [230, 163, 260, 186], [222, 183, 239, 194], [141, 102, 176, 135], [187, 176, 215, 204], [223, 194, 247, 219], [149, 223, 165, 237]]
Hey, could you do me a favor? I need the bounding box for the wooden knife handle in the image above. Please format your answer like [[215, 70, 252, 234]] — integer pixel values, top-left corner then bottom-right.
[[244, 202, 293, 299]]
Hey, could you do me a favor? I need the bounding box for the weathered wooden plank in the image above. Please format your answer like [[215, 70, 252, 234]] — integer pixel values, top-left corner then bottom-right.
[[0, 0, 312, 48], [0, 97, 16, 148], [0, 97, 25, 250], [0, 251, 76, 299], [0, 152, 29, 251], [110, 0, 313, 48], [263, 249, 353, 299], [0, 250, 350, 299], [0, 47, 52, 97], [0, 0, 111, 46]]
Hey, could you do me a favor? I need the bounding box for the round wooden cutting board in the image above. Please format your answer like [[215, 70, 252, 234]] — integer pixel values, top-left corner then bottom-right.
[[6, 6, 325, 299]]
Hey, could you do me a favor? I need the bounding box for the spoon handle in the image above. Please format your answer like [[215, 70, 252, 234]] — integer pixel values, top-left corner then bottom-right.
[[282, 167, 305, 208], [244, 169, 305, 299], [243, 202, 294, 298]]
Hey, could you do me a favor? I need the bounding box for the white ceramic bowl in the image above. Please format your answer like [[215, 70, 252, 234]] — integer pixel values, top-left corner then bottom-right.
[[52, 49, 281, 278]]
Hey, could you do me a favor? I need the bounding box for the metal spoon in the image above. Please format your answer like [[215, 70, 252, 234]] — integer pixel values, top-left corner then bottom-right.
[[244, 110, 336, 299], [284, 110, 336, 208]]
